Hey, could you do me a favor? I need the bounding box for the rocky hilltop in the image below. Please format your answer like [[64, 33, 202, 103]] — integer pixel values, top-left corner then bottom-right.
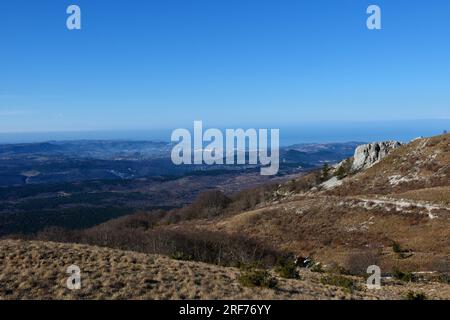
[[321, 140, 402, 190], [351, 141, 402, 171]]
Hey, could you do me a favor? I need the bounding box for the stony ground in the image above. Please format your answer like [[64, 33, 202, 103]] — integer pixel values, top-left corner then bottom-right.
[[1, 240, 449, 300]]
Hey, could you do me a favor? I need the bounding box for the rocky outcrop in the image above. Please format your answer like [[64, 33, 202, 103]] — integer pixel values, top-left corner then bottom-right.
[[351, 141, 402, 171], [320, 176, 343, 190]]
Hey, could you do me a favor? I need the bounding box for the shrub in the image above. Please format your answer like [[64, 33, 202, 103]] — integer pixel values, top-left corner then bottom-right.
[[326, 262, 350, 275], [334, 166, 346, 180], [321, 163, 331, 181], [437, 273, 450, 284], [320, 275, 358, 292], [335, 159, 352, 180], [426, 258, 450, 273], [392, 241, 403, 254], [195, 190, 231, 213], [170, 251, 192, 261], [392, 269, 415, 282], [99, 211, 164, 231], [343, 250, 381, 276], [238, 268, 277, 289], [275, 259, 300, 279], [391, 241, 411, 259], [405, 291, 427, 300], [310, 262, 325, 273], [176, 190, 232, 220], [230, 183, 278, 212]]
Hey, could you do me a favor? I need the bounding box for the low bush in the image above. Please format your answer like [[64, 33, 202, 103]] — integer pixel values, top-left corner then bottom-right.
[[335, 159, 352, 179], [238, 268, 277, 289], [229, 183, 278, 212], [391, 241, 412, 259], [275, 259, 300, 279], [392, 269, 415, 282], [326, 262, 350, 275], [392, 241, 403, 254], [310, 262, 325, 273], [343, 250, 381, 276], [405, 291, 427, 300], [170, 251, 193, 261], [170, 190, 232, 221], [320, 275, 358, 292], [437, 273, 450, 284]]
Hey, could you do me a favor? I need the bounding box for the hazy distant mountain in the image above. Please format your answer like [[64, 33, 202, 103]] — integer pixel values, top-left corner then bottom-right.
[[0, 140, 360, 236], [0, 140, 172, 160], [0, 140, 360, 187]]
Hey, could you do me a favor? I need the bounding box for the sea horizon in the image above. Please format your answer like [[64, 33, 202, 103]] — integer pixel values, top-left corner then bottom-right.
[[0, 119, 448, 146]]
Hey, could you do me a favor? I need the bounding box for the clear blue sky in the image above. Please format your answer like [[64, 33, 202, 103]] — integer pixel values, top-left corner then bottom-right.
[[1, 0, 449, 133]]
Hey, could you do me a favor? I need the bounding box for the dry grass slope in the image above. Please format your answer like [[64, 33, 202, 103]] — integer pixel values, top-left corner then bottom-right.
[[164, 134, 450, 273], [330, 133, 450, 196], [1, 240, 449, 300], [1, 135, 449, 300]]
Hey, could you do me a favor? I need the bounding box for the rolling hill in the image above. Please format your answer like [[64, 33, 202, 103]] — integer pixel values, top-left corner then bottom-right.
[[1, 134, 449, 299], [1, 239, 449, 300]]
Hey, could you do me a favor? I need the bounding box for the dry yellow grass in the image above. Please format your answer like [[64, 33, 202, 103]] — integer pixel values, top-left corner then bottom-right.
[[163, 192, 450, 272], [1, 240, 449, 300], [390, 186, 450, 205], [2, 135, 449, 300]]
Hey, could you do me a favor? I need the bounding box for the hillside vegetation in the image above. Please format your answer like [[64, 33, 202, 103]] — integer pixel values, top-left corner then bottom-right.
[[1, 240, 449, 300], [2, 134, 449, 299], [63, 134, 448, 274]]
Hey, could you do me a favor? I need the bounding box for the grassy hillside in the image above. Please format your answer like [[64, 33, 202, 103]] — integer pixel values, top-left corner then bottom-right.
[[103, 134, 448, 274], [1, 240, 449, 300], [330, 133, 450, 196], [138, 134, 450, 273], [2, 134, 449, 299]]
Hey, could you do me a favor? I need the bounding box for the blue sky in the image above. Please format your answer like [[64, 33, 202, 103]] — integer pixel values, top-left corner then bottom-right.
[[0, 0, 449, 134]]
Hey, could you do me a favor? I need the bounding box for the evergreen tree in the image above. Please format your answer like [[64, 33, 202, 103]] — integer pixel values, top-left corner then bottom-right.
[[321, 163, 330, 181]]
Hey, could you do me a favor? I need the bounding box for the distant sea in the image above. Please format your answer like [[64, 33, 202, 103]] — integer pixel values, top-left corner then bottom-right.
[[0, 119, 448, 146]]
